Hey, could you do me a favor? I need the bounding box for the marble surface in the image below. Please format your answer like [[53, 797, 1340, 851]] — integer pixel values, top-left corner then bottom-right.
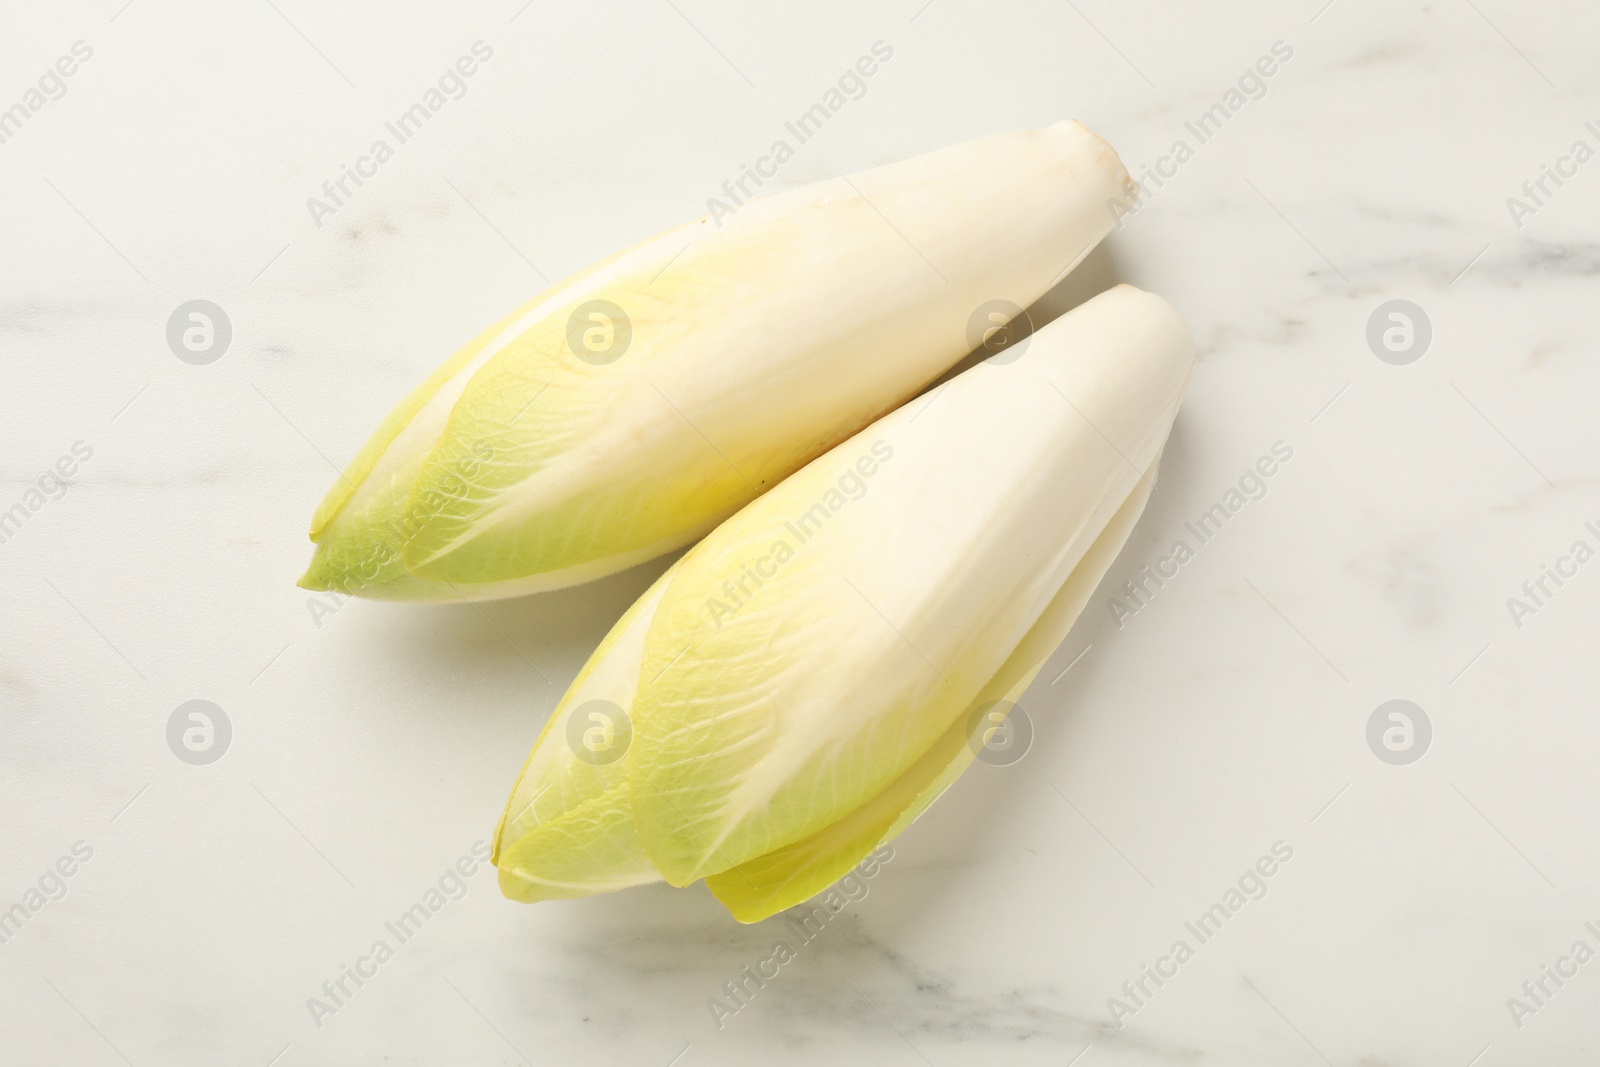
[[3, 0, 1599, 1063]]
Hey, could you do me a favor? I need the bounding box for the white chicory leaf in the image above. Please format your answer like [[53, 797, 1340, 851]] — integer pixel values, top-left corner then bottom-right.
[[300, 121, 1137, 601], [494, 284, 1194, 922]]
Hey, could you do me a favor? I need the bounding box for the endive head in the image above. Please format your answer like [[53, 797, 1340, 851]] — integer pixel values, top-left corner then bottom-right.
[[300, 121, 1137, 602], [494, 285, 1194, 922]]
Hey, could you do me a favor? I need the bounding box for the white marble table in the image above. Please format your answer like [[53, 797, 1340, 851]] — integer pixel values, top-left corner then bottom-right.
[[4, 0, 1598, 1063]]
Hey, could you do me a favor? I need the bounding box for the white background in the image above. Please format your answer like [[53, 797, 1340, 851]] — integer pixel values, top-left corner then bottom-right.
[[2, 0, 1598, 1063]]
